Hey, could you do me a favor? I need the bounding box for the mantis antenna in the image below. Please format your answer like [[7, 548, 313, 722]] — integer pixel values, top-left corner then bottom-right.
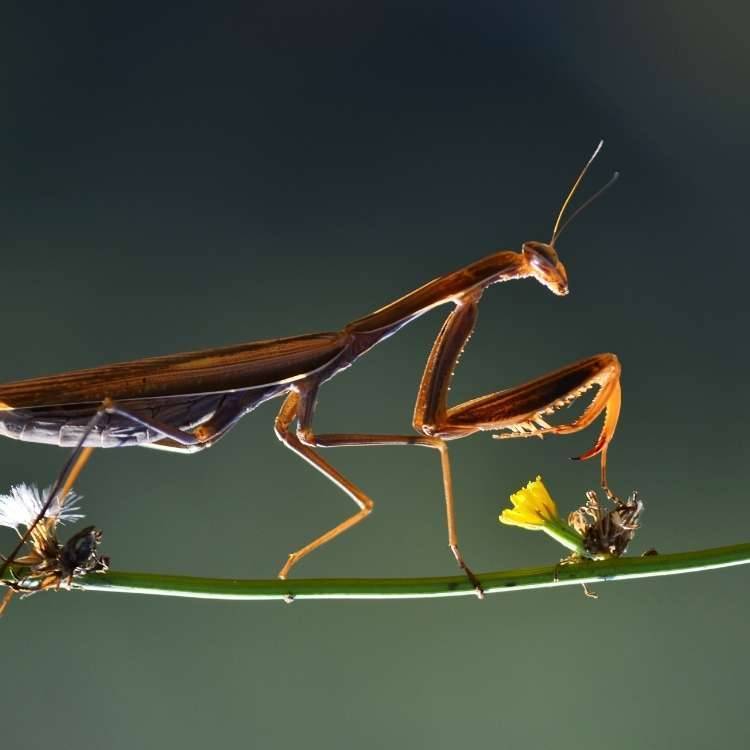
[[550, 139, 604, 244], [552, 170, 620, 243]]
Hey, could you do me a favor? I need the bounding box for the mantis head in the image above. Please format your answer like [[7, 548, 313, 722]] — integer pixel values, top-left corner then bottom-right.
[[522, 241, 569, 296], [524, 140, 617, 298]]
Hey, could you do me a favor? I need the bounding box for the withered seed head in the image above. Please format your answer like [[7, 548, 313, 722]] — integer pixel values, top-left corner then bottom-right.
[[3, 525, 109, 599], [568, 489, 643, 559], [0, 484, 109, 614], [58, 526, 110, 581]]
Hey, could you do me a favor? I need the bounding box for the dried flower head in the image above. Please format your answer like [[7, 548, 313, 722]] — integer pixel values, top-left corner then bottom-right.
[[0, 483, 108, 615], [568, 489, 643, 559]]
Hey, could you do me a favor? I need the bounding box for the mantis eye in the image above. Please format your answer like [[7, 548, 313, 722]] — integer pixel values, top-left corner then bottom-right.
[[522, 241, 568, 296], [522, 241, 559, 271]]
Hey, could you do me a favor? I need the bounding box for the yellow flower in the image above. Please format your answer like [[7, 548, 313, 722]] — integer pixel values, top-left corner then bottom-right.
[[499, 476, 586, 554], [499, 476, 559, 530]]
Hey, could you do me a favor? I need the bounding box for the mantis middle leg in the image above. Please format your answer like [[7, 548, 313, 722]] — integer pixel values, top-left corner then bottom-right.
[[273, 387, 485, 595]]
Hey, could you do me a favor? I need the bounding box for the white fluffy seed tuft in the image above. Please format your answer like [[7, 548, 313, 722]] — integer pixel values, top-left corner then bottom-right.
[[0, 483, 84, 531]]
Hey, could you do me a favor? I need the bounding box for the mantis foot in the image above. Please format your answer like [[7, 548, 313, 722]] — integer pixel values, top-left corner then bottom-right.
[[450, 545, 484, 599]]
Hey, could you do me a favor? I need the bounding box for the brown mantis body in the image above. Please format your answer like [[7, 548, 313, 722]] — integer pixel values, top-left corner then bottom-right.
[[0, 143, 621, 593]]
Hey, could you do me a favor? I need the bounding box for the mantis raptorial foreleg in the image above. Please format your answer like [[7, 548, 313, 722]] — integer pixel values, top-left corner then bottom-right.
[[413, 294, 622, 488]]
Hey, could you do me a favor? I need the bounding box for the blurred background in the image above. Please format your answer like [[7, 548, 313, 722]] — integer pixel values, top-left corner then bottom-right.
[[2, 2, 749, 747]]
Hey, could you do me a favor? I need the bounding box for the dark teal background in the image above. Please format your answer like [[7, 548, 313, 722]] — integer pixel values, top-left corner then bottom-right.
[[2, 3, 749, 747]]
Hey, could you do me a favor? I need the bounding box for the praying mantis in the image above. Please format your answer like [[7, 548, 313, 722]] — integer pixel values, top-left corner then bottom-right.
[[0, 142, 621, 598]]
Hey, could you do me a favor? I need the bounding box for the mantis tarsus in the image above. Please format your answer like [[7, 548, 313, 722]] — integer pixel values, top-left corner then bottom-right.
[[0, 142, 621, 596]]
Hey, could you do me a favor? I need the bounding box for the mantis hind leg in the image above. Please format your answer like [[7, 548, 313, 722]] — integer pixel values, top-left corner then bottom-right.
[[273, 390, 374, 580], [115, 390, 278, 454], [141, 394, 263, 454], [104, 400, 204, 447], [413, 297, 622, 489]]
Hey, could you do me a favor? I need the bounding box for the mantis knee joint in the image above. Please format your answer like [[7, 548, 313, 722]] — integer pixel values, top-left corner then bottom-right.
[[296, 428, 316, 446]]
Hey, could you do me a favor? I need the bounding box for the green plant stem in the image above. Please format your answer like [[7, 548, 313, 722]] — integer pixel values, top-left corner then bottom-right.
[[541, 518, 586, 553], [4, 542, 749, 601]]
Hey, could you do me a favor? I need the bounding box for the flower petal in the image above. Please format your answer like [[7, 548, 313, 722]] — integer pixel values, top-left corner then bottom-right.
[[500, 476, 560, 529], [499, 508, 544, 530]]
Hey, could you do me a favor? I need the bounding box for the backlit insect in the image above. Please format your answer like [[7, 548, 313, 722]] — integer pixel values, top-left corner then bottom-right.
[[0, 143, 620, 595]]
